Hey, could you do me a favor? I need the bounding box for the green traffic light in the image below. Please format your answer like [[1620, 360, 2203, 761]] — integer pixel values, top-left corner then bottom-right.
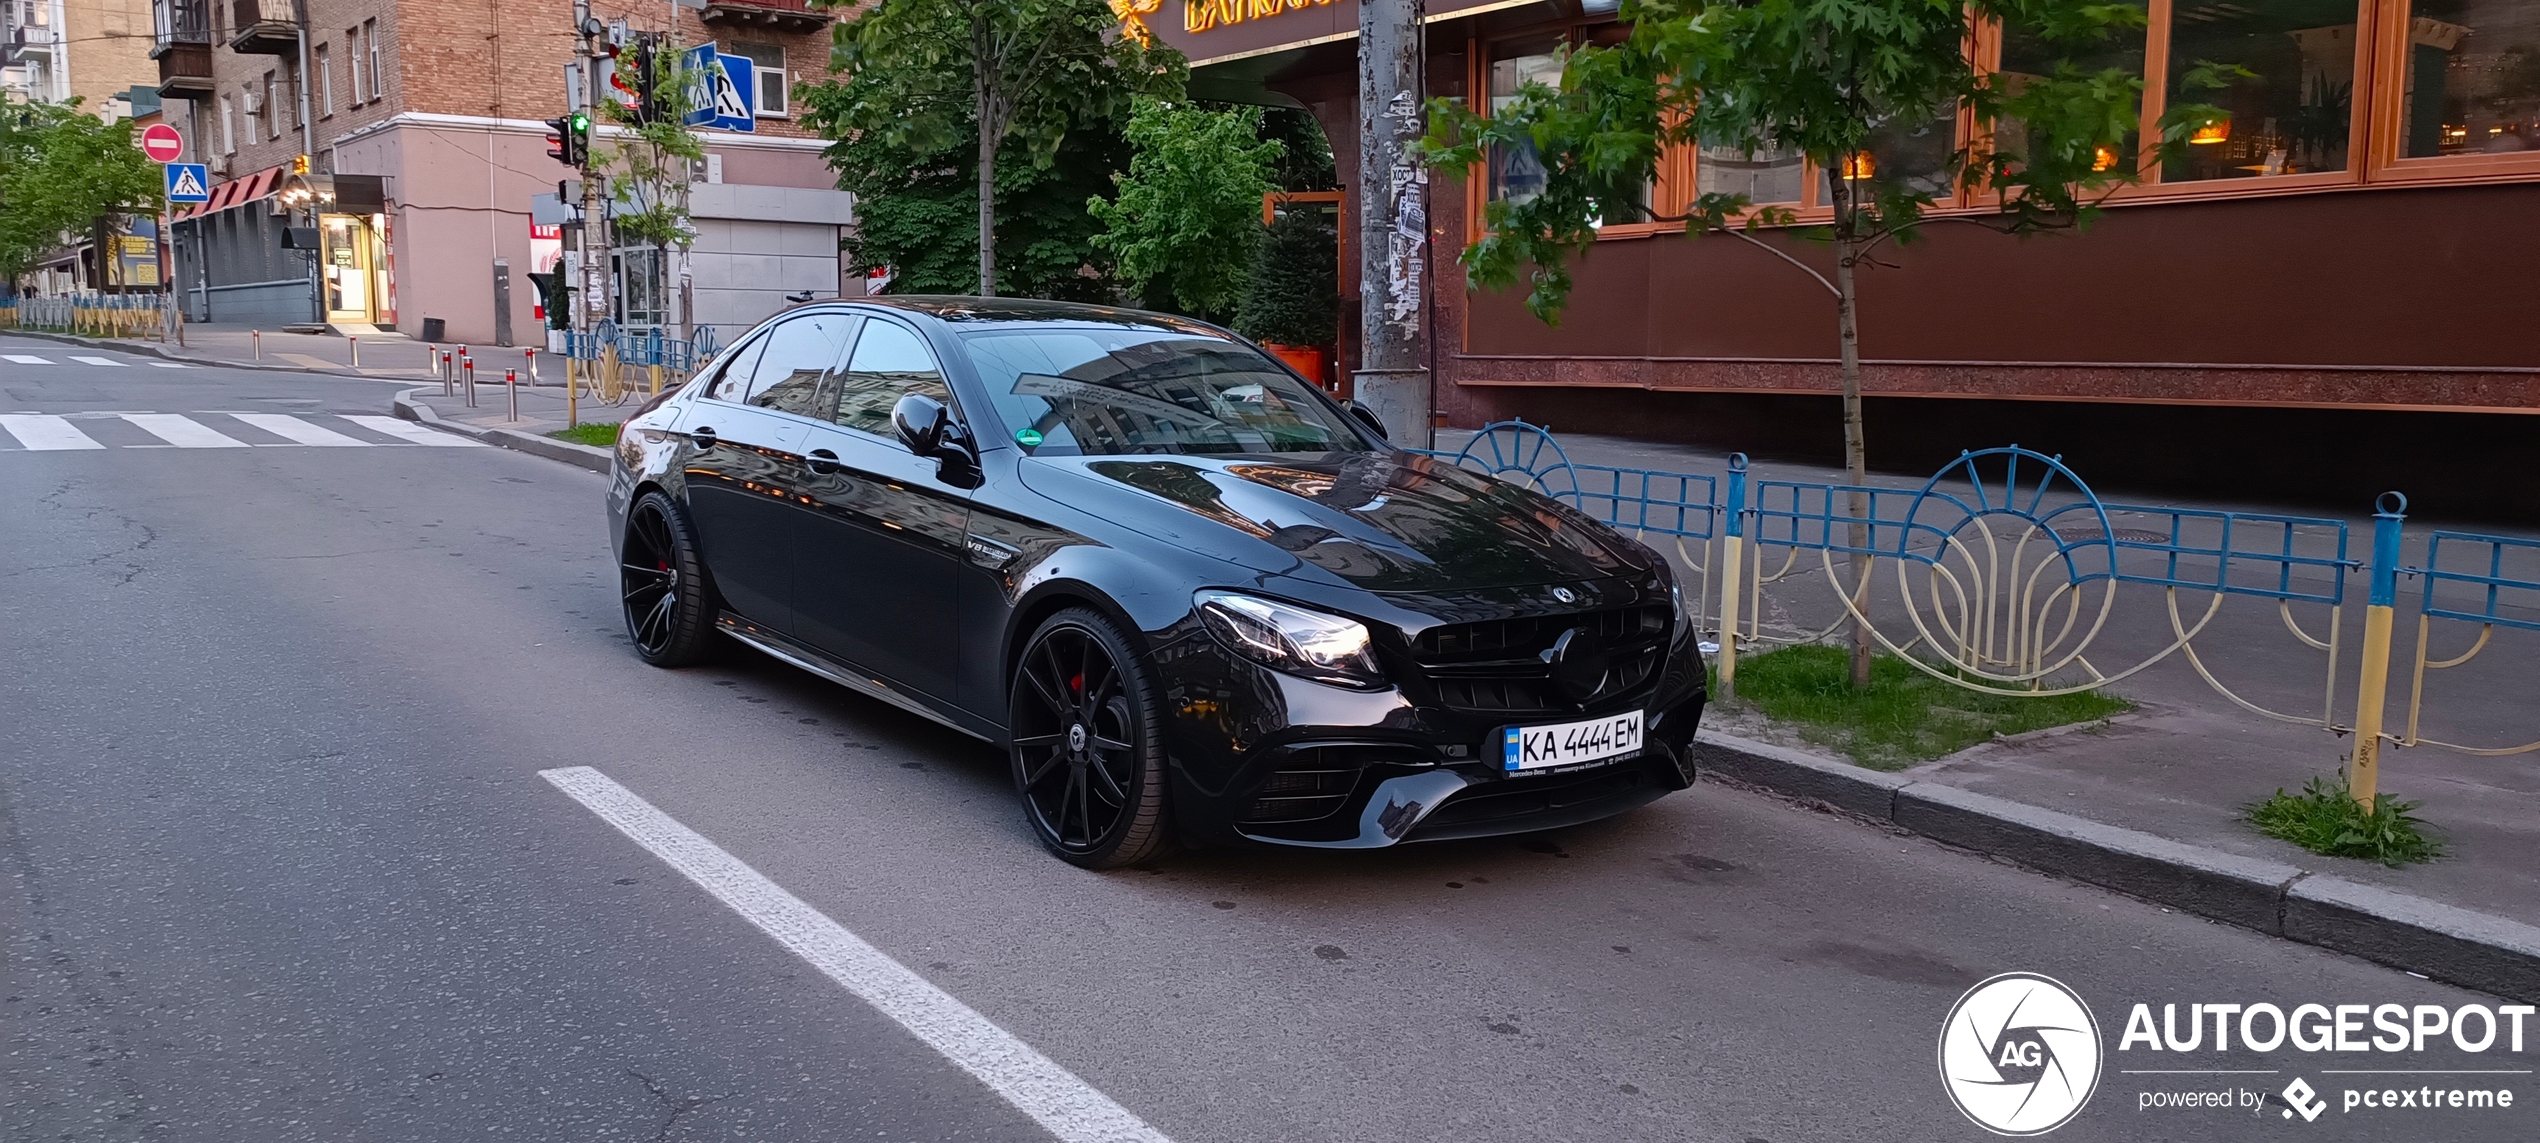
[[567, 112, 589, 133]]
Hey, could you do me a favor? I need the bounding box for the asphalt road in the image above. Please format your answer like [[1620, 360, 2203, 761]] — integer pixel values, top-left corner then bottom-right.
[[4, 339, 2531, 1142]]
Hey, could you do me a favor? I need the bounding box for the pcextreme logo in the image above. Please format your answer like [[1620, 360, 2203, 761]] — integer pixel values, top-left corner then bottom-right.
[[1939, 973, 2105, 1136]]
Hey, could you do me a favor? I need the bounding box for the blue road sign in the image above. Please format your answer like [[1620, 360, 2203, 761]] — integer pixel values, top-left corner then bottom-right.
[[681, 46, 754, 133], [165, 162, 211, 203]]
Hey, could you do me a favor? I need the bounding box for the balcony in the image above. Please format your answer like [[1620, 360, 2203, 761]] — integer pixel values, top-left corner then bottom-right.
[[7, 22, 57, 66], [698, 0, 829, 35], [222, 0, 297, 55], [152, 0, 213, 94]]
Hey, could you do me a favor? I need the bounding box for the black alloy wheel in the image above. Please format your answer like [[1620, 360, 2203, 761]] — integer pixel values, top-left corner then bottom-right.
[[620, 491, 718, 667], [1009, 608, 1170, 868]]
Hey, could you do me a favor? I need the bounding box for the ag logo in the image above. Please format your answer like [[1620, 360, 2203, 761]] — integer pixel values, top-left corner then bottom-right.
[[1939, 972, 2103, 1135]]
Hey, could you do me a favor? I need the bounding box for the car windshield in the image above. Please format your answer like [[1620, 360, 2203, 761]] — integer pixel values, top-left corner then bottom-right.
[[958, 326, 1371, 457]]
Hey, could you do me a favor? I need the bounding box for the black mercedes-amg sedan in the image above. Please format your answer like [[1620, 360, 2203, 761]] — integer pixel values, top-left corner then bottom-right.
[[603, 297, 1705, 867]]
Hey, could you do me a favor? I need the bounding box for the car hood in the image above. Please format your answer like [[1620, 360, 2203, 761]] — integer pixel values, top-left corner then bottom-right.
[[1016, 450, 1650, 592]]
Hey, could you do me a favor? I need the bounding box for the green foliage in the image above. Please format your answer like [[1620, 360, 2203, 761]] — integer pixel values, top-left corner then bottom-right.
[[819, 103, 1131, 300], [0, 101, 166, 282], [1263, 106, 1338, 192], [2248, 775, 2442, 867], [549, 422, 622, 447], [1233, 202, 1339, 347], [1726, 643, 2131, 770], [1089, 99, 1283, 320], [1417, 0, 2235, 323], [801, 0, 1185, 294], [598, 49, 709, 254]]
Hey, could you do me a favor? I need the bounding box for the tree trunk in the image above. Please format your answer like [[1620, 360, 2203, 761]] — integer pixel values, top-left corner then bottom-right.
[[1828, 175, 1873, 689], [972, 16, 1000, 298], [976, 121, 998, 297]]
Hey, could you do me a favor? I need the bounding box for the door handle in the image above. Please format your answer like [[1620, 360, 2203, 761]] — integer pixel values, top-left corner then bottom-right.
[[688, 426, 717, 449], [806, 448, 841, 475]]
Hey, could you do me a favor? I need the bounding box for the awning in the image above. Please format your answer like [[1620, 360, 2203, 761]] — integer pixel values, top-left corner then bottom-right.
[[172, 165, 284, 221]]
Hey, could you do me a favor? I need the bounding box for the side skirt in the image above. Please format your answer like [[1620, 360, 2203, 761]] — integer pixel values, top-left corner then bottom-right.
[[715, 614, 998, 744]]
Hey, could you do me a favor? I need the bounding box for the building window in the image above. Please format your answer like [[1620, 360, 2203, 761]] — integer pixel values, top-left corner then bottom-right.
[[2161, 0, 2362, 181], [1485, 35, 1564, 206], [261, 72, 278, 139], [346, 26, 362, 103], [1696, 141, 1805, 205], [724, 42, 787, 117], [2396, 0, 2540, 157], [363, 18, 381, 103], [1998, 22, 2146, 174], [220, 94, 236, 154], [316, 44, 333, 117]]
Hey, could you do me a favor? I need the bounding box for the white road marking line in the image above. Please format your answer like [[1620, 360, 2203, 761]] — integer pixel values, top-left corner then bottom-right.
[[539, 766, 1176, 1143], [122, 413, 251, 448], [230, 413, 372, 447], [341, 414, 487, 447], [144, 361, 187, 368], [3, 354, 55, 365], [0, 414, 104, 450], [70, 356, 127, 367]]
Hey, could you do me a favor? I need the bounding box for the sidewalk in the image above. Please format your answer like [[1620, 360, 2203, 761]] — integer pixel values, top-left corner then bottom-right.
[[9, 321, 548, 382], [402, 373, 651, 435], [1436, 427, 2540, 966]]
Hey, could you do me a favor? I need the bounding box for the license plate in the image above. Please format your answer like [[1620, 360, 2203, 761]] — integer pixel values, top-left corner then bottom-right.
[[1503, 710, 1644, 773]]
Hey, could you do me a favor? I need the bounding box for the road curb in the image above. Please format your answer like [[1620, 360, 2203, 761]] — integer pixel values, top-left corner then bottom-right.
[[1694, 730, 2540, 1001], [394, 388, 613, 473]]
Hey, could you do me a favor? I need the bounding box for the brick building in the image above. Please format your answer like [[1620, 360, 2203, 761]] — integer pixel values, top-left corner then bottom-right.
[[149, 0, 852, 345]]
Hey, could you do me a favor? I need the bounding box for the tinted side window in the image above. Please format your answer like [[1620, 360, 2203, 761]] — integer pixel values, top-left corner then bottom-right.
[[747, 312, 858, 418], [702, 332, 767, 404], [828, 320, 950, 437]]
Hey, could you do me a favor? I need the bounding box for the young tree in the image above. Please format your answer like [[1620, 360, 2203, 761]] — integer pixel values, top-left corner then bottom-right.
[[1422, 0, 2226, 686], [807, 0, 1183, 296], [0, 101, 165, 284], [1089, 99, 1284, 320], [816, 95, 1132, 301], [1234, 202, 1340, 349], [598, 41, 707, 331]]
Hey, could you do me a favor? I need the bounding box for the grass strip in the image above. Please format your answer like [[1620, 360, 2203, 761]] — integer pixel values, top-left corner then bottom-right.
[[1725, 643, 2131, 771], [548, 422, 619, 448]]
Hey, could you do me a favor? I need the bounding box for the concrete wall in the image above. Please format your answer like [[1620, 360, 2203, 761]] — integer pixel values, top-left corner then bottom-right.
[[334, 119, 555, 346], [205, 279, 318, 326], [685, 179, 852, 345]]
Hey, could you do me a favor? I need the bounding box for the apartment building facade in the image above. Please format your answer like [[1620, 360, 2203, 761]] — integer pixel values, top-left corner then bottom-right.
[[4, 0, 156, 109], [151, 0, 852, 344]]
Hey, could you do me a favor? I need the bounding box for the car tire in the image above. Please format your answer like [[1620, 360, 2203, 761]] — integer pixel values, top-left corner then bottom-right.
[[1008, 607, 1171, 869], [619, 491, 720, 668]]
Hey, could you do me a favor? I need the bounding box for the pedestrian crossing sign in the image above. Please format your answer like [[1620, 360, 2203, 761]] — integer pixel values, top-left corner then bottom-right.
[[165, 163, 210, 203], [679, 45, 754, 134]]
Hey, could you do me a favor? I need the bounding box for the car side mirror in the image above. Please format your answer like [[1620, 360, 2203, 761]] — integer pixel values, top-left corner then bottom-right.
[[893, 392, 982, 488], [1343, 400, 1389, 442], [893, 392, 950, 456]]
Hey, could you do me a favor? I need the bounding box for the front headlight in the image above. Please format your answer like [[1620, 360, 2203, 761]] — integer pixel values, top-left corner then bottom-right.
[[1195, 590, 1385, 688]]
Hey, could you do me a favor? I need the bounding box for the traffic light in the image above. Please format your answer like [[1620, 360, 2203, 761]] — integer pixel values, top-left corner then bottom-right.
[[290, 153, 310, 175], [543, 113, 587, 168]]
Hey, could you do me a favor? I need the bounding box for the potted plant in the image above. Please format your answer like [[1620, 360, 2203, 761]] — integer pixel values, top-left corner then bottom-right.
[[1235, 201, 1340, 391]]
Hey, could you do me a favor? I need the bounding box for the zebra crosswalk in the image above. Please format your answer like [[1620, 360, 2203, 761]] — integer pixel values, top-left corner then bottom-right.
[[0, 411, 486, 452], [0, 352, 185, 368]]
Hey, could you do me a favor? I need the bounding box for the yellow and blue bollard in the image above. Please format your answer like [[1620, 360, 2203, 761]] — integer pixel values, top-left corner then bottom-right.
[[1716, 454, 1750, 701], [2347, 492, 2409, 810]]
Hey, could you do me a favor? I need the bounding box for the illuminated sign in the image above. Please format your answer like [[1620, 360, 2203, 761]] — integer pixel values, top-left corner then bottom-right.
[[1183, 0, 1338, 35]]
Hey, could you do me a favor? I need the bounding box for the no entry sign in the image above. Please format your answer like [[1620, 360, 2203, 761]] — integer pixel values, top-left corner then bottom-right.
[[140, 123, 183, 163]]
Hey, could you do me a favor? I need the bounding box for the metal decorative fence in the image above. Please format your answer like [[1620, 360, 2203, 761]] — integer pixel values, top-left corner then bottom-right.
[[556, 322, 718, 409], [0, 292, 179, 341], [1419, 420, 2533, 809]]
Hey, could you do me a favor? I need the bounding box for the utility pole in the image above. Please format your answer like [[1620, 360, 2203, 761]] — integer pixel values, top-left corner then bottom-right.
[[574, 6, 613, 335], [1354, 0, 1430, 447], [293, 0, 321, 326]]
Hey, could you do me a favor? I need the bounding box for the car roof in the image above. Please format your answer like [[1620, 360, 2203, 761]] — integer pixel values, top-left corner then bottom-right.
[[829, 295, 1226, 334]]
